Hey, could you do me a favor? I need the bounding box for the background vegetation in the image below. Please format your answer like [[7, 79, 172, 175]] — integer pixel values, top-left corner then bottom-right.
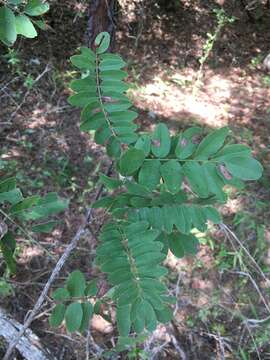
[[0, 0, 270, 359]]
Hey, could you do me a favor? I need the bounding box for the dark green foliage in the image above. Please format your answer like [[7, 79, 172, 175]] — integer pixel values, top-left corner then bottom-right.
[[96, 221, 172, 335], [69, 45, 138, 157], [0, 0, 49, 46], [0, 177, 68, 273], [50, 32, 263, 340], [49, 271, 97, 333]]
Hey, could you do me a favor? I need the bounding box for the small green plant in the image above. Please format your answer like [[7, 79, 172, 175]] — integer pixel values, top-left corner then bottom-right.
[[23, 73, 35, 89], [249, 54, 263, 70], [0, 278, 13, 297], [49, 32, 263, 344], [0, 0, 49, 46], [3, 48, 22, 74], [193, 8, 235, 94], [262, 75, 270, 87]]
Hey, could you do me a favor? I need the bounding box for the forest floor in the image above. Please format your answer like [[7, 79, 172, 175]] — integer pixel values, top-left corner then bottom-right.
[[0, 0, 270, 359]]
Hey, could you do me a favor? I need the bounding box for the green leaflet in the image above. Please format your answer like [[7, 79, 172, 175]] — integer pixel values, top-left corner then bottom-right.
[[66, 270, 86, 297], [31, 19, 46, 30], [7, 0, 23, 4], [151, 123, 171, 158], [0, 189, 23, 204], [175, 127, 202, 160], [160, 160, 183, 194], [50, 304, 65, 328], [79, 302, 93, 332], [224, 156, 263, 180], [0, 177, 16, 192], [0, 6, 16, 45], [99, 174, 122, 190], [202, 162, 226, 202], [32, 220, 59, 233], [139, 160, 161, 191], [95, 31, 110, 54], [119, 148, 145, 176], [52, 288, 70, 301], [213, 144, 251, 161], [194, 127, 229, 160], [183, 162, 209, 198], [0, 232, 16, 274], [203, 206, 221, 224], [100, 54, 126, 71], [11, 192, 68, 221], [100, 70, 128, 80], [65, 302, 83, 333], [15, 15, 37, 38], [125, 181, 151, 197], [117, 304, 131, 336], [70, 76, 96, 92], [106, 136, 122, 158], [70, 47, 95, 69], [168, 233, 199, 258], [135, 134, 151, 156], [68, 92, 97, 108], [24, 0, 50, 16], [85, 280, 98, 296]]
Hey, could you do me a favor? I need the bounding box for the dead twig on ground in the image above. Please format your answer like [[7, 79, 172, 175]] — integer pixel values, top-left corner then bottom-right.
[[170, 332, 187, 360], [227, 270, 270, 315], [3, 162, 113, 360], [85, 328, 104, 359], [11, 64, 51, 118], [0, 307, 56, 360], [220, 223, 270, 284], [244, 322, 262, 360]]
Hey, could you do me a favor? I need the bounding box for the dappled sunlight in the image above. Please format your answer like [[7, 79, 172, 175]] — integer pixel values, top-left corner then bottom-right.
[[0, 1, 269, 358], [18, 245, 44, 265], [222, 197, 244, 217], [131, 70, 234, 127], [91, 315, 113, 334]]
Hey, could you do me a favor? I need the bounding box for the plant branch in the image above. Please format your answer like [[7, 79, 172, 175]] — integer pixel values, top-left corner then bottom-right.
[[3, 162, 113, 360]]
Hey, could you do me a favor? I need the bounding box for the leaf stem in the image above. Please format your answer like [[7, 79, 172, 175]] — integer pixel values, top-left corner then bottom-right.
[[95, 53, 116, 137], [144, 158, 220, 163]]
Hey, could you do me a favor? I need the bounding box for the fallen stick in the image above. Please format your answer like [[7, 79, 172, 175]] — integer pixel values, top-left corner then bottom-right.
[[0, 307, 56, 360], [3, 162, 113, 360]]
